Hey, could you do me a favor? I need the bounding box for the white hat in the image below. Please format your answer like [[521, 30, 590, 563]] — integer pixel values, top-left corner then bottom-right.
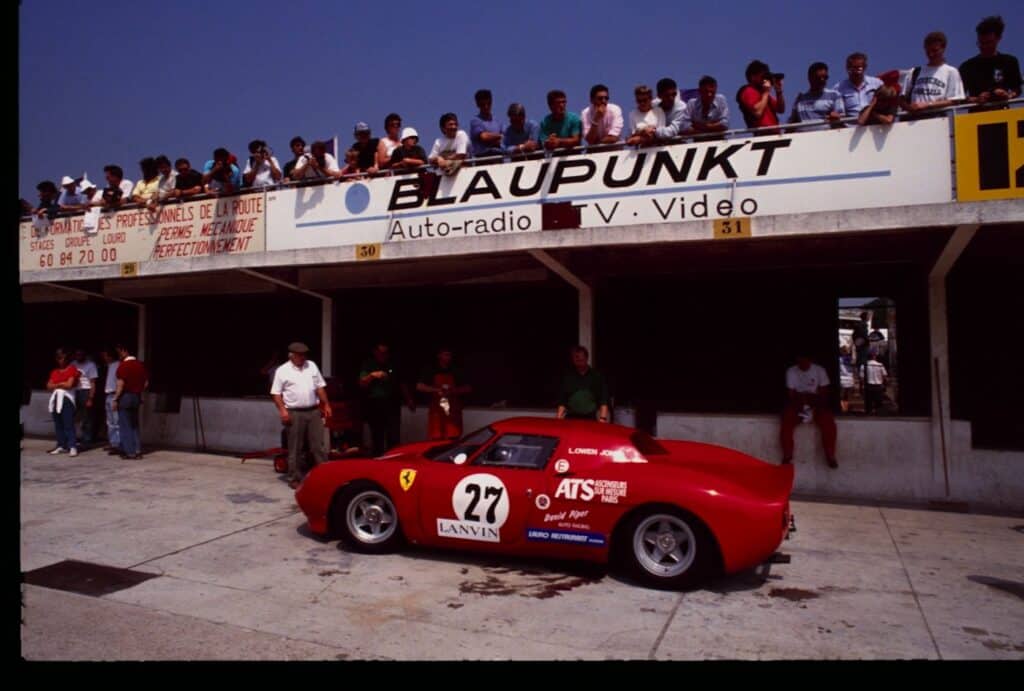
[[400, 127, 419, 141], [79, 176, 96, 191], [60, 175, 76, 186]]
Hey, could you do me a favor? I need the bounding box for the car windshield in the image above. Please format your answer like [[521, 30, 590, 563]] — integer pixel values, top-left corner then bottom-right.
[[425, 426, 496, 463]]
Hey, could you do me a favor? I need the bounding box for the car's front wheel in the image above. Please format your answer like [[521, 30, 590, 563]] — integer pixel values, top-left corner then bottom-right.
[[331, 481, 403, 553], [618, 507, 716, 589]]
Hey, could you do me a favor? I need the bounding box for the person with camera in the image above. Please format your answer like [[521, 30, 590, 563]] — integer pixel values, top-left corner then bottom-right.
[[100, 165, 134, 210], [242, 139, 282, 188], [291, 140, 342, 181], [738, 60, 786, 133], [201, 148, 242, 194]]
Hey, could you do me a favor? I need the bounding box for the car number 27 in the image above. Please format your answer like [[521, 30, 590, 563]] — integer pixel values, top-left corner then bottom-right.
[[452, 474, 510, 528]]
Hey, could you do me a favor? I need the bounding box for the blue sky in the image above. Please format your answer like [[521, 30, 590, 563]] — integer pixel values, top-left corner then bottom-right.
[[18, 0, 1023, 202]]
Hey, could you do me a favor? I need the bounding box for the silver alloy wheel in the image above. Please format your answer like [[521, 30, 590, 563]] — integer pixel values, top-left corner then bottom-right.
[[346, 490, 398, 544], [632, 513, 697, 578]]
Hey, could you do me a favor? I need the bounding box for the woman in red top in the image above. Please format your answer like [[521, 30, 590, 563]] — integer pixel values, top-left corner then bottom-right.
[[46, 348, 80, 455], [416, 347, 472, 441]]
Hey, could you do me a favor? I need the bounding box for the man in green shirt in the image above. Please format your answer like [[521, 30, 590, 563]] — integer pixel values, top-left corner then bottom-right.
[[539, 89, 583, 153], [359, 342, 415, 456], [556, 345, 610, 422]]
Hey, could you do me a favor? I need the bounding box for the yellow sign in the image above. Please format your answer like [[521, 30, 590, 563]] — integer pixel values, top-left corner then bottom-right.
[[399, 469, 417, 492], [954, 108, 1024, 201], [713, 217, 752, 239], [355, 243, 381, 261], [120, 262, 139, 278]]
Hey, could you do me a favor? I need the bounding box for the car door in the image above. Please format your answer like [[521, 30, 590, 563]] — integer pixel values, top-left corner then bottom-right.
[[418, 431, 559, 551]]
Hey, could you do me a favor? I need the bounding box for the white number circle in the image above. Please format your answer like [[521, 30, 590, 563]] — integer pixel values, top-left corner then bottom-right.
[[452, 473, 510, 527], [554, 459, 570, 473]]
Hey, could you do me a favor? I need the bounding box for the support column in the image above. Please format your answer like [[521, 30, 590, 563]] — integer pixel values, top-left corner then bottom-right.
[[320, 297, 333, 376], [928, 224, 978, 497], [528, 250, 594, 361]]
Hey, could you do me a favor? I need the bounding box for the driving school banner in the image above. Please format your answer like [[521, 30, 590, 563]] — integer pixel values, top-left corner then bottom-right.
[[20, 193, 266, 273], [265, 118, 953, 251]]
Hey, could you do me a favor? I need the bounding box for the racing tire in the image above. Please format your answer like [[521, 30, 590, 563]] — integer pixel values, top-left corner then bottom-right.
[[616, 506, 717, 590], [331, 481, 404, 554]]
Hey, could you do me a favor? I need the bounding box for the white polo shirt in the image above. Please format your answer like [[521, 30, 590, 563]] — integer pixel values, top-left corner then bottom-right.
[[72, 359, 99, 390], [271, 359, 325, 409], [786, 363, 830, 393]]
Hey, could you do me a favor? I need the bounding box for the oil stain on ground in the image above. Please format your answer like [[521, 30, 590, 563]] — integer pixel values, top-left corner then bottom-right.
[[769, 587, 820, 602], [967, 575, 1024, 601], [458, 565, 602, 599]]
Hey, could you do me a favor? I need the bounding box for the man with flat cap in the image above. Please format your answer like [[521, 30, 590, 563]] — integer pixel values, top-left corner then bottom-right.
[[270, 342, 332, 489]]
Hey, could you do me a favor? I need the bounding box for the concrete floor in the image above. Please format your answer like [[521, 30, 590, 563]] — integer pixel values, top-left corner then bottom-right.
[[19, 438, 1024, 661]]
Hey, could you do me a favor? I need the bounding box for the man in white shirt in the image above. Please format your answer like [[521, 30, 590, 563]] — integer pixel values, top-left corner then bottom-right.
[[582, 83, 624, 146], [271, 342, 332, 489], [781, 354, 838, 468], [71, 348, 99, 447], [627, 84, 665, 145], [291, 140, 341, 181], [903, 31, 966, 116], [155, 156, 178, 200], [429, 113, 470, 176], [242, 139, 283, 188], [57, 176, 87, 210], [101, 346, 121, 453], [864, 351, 889, 415]]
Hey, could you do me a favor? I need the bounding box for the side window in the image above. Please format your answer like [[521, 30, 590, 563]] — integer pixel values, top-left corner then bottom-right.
[[426, 426, 495, 463], [475, 434, 560, 470]]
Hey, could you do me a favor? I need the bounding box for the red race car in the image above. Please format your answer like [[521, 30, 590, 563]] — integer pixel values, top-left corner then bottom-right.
[[295, 417, 794, 589]]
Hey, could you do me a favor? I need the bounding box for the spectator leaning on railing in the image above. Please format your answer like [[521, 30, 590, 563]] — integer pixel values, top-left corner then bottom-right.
[[857, 72, 902, 126], [202, 148, 242, 194], [503, 103, 541, 158], [282, 136, 306, 182], [960, 15, 1021, 105], [646, 78, 691, 144], [627, 85, 664, 145], [833, 52, 883, 118], [377, 113, 403, 170], [172, 159, 204, 199], [293, 140, 342, 181], [57, 175, 86, 211], [155, 155, 177, 201], [788, 62, 846, 130], [685, 76, 730, 137], [101, 165, 134, 209], [738, 60, 786, 133], [132, 157, 161, 206], [34, 180, 60, 219], [539, 89, 582, 153], [582, 83, 624, 146], [242, 139, 282, 188], [470, 89, 505, 159], [350, 122, 380, 174], [390, 128, 428, 171], [903, 31, 965, 116], [429, 113, 470, 175]]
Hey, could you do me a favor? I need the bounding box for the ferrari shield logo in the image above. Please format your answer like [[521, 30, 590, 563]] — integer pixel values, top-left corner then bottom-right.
[[399, 469, 417, 492]]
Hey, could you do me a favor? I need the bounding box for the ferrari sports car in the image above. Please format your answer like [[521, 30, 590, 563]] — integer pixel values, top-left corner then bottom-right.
[[295, 417, 794, 589]]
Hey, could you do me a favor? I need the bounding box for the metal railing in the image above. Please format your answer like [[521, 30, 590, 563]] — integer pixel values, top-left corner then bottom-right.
[[21, 98, 1023, 222]]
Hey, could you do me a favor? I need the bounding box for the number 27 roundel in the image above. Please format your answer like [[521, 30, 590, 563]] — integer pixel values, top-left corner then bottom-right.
[[436, 473, 510, 543]]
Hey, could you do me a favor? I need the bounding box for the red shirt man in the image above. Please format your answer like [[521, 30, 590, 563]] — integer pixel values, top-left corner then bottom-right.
[[738, 59, 786, 130]]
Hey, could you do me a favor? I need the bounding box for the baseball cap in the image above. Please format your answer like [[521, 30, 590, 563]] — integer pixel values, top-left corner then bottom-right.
[[354, 122, 371, 134]]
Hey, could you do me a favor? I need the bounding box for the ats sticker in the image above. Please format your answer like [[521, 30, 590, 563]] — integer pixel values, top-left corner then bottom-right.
[[554, 478, 628, 504], [399, 469, 417, 491], [526, 528, 606, 546]]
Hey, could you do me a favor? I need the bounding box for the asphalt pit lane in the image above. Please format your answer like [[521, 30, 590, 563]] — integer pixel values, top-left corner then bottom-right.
[[967, 575, 1024, 601], [224, 492, 278, 504]]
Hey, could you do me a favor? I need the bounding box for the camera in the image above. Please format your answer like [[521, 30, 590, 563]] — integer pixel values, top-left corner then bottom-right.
[[767, 72, 785, 82]]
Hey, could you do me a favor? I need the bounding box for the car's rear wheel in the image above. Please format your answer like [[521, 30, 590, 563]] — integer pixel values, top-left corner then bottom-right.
[[331, 481, 403, 553], [619, 507, 716, 589]]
